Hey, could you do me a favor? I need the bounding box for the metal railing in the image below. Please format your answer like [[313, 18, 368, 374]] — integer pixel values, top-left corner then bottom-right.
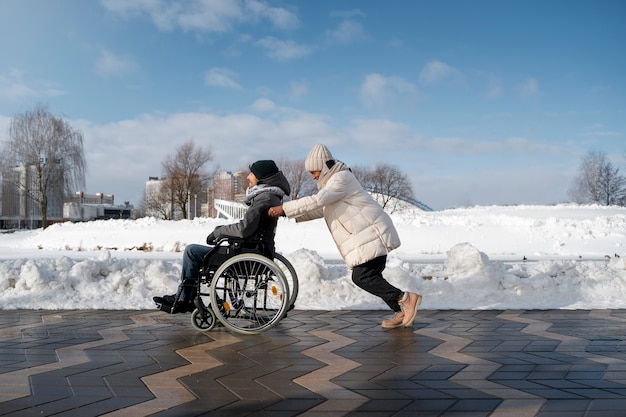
[[214, 199, 248, 220], [214, 189, 432, 221], [363, 187, 433, 211]]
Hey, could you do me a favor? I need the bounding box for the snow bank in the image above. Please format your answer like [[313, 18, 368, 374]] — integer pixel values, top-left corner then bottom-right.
[[1, 204, 625, 310]]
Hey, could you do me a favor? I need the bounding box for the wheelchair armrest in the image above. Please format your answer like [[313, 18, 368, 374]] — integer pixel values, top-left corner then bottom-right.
[[211, 236, 268, 254], [222, 236, 261, 247], [210, 237, 252, 253], [202, 236, 271, 271], [213, 236, 231, 246]]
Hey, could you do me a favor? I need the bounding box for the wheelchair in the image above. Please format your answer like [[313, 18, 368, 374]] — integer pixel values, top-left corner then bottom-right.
[[179, 237, 298, 335]]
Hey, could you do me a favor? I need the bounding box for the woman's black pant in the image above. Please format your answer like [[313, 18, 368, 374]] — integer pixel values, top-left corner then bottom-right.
[[351, 255, 402, 312]]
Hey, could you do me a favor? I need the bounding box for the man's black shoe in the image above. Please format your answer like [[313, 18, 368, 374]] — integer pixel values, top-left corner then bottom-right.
[[153, 294, 179, 313]]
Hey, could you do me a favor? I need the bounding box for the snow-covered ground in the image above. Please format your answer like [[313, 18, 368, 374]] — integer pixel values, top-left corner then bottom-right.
[[1, 204, 625, 310]]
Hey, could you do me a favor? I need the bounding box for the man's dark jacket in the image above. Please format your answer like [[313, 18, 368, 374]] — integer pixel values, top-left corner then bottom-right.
[[212, 171, 291, 258]]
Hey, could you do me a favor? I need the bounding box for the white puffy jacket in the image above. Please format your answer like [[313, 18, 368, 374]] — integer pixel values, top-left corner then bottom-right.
[[283, 167, 401, 268]]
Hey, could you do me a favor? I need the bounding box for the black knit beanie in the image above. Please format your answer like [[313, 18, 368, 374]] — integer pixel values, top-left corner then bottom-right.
[[249, 160, 279, 180]]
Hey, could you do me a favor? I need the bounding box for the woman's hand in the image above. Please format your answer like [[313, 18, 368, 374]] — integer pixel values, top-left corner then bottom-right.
[[268, 206, 284, 217]]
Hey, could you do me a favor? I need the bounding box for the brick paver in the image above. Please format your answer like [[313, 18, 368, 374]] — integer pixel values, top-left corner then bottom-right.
[[0, 309, 625, 416]]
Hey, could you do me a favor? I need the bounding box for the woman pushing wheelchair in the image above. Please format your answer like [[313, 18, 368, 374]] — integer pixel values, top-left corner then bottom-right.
[[268, 144, 422, 329], [154, 159, 291, 314]]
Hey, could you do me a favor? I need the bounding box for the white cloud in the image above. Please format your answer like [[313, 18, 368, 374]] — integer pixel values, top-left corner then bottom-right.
[[0, 68, 66, 101], [94, 50, 138, 77], [359, 73, 417, 107], [244, 0, 300, 30], [579, 123, 621, 138], [346, 117, 414, 148], [344, 120, 563, 158], [419, 60, 464, 86], [330, 9, 366, 19], [255, 37, 314, 61], [75, 109, 336, 202], [290, 81, 308, 100], [204, 67, 242, 90], [100, 0, 299, 33], [100, 0, 182, 31], [416, 167, 572, 209], [427, 136, 563, 156], [517, 77, 541, 98], [324, 20, 365, 44], [60, 106, 585, 210], [251, 98, 276, 112], [0, 74, 36, 101], [177, 1, 242, 33], [485, 74, 503, 99]]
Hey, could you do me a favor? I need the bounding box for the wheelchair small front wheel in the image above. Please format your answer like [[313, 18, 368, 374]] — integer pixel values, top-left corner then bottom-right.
[[191, 307, 217, 332]]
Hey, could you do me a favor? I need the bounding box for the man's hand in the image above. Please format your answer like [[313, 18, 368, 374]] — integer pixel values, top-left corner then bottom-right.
[[268, 206, 284, 217], [206, 232, 217, 245]]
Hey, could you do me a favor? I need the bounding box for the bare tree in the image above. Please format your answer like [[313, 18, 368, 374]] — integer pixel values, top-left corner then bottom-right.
[[569, 149, 626, 206], [353, 163, 414, 213], [133, 190, 147, 219], [351, 164, 370, 186], [276, 157, 316, 199], [161, 140, 214, 219], [598, 159, 626, 206], [144, 187, 173, 220], [1, 104, 86, 228], [621, 151, 626, 206]]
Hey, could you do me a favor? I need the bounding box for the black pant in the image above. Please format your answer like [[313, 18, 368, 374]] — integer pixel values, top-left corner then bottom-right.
[[351, 255, 402, 312]]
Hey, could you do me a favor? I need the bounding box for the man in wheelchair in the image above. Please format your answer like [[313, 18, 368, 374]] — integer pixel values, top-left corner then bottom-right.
[[153, 159, 291, 313]]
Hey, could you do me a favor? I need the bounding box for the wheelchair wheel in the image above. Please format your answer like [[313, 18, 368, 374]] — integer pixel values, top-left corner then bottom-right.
[[210, 253, 289, 335], [274, 253, 298, 310], [190, 307, 217, 332]]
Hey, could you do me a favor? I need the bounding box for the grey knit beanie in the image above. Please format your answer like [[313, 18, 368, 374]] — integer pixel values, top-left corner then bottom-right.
[[304, 144, 334, 172]]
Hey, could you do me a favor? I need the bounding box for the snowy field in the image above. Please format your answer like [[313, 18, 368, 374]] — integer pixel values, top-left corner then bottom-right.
[[0, 204, 625, 311]]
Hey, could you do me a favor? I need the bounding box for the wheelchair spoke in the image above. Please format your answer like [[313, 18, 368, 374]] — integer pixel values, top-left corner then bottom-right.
[[210, 253, 289, 334]]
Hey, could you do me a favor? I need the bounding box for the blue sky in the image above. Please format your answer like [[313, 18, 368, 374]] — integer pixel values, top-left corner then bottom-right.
[[0, 0, 624, 210]]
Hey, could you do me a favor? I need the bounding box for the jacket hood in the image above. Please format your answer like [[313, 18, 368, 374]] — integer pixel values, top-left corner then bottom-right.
[[260, 170, 291, 196]]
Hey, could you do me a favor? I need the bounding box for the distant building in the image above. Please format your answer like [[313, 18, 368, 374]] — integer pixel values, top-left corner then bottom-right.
[[145, 171, 246, 220], [0, 163, 64, 229], [206, 171, 246, 217], [0, 163, 131, 229], [213, 171, 235, 200], [145, 177, 161, 202], [144, 176, 174, 219], [64, 192, 133, 221], [144, 176, 205, 220], [233, 171, 247, 202]]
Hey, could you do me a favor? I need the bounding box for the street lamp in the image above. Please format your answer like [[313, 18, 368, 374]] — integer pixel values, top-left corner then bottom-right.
[[76, 191, 83, 221]]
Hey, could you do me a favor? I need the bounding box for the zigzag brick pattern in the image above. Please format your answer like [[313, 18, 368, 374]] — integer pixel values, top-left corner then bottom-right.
[[0, 309, 625, 416]]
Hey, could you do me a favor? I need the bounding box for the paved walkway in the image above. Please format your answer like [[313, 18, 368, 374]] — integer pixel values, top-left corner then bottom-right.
[[1, 309, 625, 417]]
